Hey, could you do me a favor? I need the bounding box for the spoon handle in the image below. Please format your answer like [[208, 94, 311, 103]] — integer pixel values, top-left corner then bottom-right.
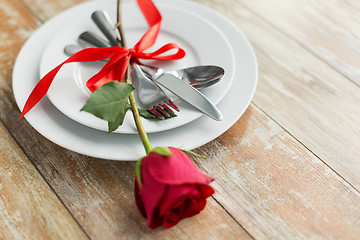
[[79, 31, 111, 48], [64, 44, 83, 56], [91, 10, 121, 47]]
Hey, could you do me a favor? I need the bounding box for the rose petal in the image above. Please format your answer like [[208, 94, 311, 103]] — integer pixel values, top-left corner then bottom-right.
[[159, 184, 214, 228], [182, 185, 215, 218], [148, 147, 214, 185], [163, 209, 182, 228], [178, 198, 203, 220], [159, 185, 200, 216], [163, 196, 189, 228], [134, 179, 146, 218], [198, 184, 216, 199], [140, 155, 166, 227], [148, 208, 163, 229]]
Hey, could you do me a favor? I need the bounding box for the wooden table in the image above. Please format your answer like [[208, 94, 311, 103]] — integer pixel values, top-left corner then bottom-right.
[[1, 0, 360, 239]]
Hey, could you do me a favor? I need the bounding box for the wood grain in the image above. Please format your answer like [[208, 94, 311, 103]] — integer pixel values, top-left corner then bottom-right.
[[195, 106, 360, 239], [0, 0, 39, 86], [1, 107, 253, 239], [196, 0, 360, 190], [345, 0, 360, 11], [236, 0, 360, 86], [19, 0, 85, 22], [1, 114, 252, 239], [193, 0, 360, 238], [0, 0, 86, 239], [0, 121, 88, 239]]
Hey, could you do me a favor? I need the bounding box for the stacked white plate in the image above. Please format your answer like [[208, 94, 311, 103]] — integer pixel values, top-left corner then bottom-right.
[[12, 0, 258, 160]]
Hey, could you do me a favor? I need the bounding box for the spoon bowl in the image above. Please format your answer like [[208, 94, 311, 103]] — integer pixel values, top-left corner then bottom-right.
[[140, 65, 224, 89]]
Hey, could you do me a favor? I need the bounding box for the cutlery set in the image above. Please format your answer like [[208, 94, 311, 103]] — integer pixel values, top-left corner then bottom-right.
[[64, 10, 224, 121]]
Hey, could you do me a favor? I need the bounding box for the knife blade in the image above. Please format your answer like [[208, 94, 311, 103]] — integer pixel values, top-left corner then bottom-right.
[[154, 73, 223, 121]]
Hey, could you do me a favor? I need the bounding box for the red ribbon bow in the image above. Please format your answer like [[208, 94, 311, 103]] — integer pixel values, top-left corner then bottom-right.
[[20, 0, 185, 119]]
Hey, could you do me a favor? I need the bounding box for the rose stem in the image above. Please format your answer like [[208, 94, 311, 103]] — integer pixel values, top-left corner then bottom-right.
[[117, 0, 152, 155]]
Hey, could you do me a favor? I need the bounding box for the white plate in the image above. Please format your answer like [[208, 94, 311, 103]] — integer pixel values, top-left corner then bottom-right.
[[40, 1, 235, 134], [12, 0, 257, 161]]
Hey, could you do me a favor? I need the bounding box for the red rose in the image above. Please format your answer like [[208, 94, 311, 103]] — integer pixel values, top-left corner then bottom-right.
[[134, 147, 215, 229]]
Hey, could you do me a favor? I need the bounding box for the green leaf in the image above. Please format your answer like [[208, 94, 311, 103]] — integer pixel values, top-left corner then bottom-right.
[[138, 108, 158, 120], [108, 103, 131, 133], [81, 81, 134, 132], [152, 147, 172, 156], [135, 157, 143, 188], [181, 149, 208, 158]]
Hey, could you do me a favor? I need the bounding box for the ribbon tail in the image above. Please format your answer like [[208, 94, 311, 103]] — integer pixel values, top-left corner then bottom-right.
[[137, 0, 161, 26], [133, 0, 162, 52], [134, 23, 161, 53], [19, 47, 124, 119], [19, 65, 62, 120]]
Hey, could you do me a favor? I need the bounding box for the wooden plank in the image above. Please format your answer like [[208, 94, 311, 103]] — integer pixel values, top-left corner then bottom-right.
[[0, 0, 252, 238], [195, 105, 360, 239], [18, 0, 85, 22], [235, 0, 360, 86], [344, 0, 360, 11], [0, 0, 39, 85], [196, 0, 360, 189], [1, 104, 253, 239], [0, 121, 88, 239], [192, 0, 360, 238], [1, 112, 252, 239], [0, 2, 86, 239]]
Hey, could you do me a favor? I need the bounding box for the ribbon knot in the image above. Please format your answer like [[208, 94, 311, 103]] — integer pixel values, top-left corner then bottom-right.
[[129, 48, 137, 58], [20, 0, 185, 119]]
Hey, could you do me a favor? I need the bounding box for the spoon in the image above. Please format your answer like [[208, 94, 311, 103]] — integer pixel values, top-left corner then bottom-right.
[[140, 65, 224, 89]]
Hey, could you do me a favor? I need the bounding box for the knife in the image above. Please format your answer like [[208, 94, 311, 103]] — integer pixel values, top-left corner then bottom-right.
[[154, 73, 223, 121]]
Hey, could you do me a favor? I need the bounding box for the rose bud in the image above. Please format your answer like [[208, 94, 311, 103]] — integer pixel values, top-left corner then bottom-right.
[[134, 147, 215, 229]]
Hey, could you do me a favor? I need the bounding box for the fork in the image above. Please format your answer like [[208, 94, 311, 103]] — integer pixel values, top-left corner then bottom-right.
[[90, 10, 179, 119], [133, 63, 179, 119]]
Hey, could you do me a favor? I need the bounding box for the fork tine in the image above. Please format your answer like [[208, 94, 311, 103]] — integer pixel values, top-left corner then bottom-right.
[[148, 107, 165, 119], [155, 105, 171, 118], [166, 100, 180, 111], [160, 103, 175, 115]]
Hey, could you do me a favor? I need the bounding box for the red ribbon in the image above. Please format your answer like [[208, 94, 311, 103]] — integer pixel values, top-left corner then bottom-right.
[[20, 0, 185, 119]]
